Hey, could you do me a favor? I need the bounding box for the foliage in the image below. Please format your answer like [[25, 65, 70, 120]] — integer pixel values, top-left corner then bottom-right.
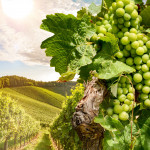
[[41, 0, 150, 149], [0, 93, 40, 149], [0, 87, 61, 125], [50, 84, 84, 150]]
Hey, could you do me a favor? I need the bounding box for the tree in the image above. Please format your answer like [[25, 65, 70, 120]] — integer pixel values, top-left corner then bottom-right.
[[41, 0, 150, 149]]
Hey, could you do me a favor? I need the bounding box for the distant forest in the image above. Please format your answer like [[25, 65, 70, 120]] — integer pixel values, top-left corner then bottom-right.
[[0, 75, 76, 88]]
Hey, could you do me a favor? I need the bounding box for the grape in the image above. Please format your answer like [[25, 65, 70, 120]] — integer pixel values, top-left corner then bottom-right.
[[123, 88, 128, 94], [104, 14, 109, 20], [115, 51, 124, 58], [126, 57, 134, 66], [120, 76, 127, 83], [142, 54, 149, 63], [107, 108, 113, 116], [130, 28, 137, 34], [113, 99, 120, 105], [116, 1, 124, 8], [124, 21, 131, 27], [122, 104, 129, 111], [138, 40, 144, 47], [142, 86, 150, 94], [146, 41, 150, 49], [118, 18, 124, 24], [137, 33, 144, 40], [134, 56, 142, 65], [112, 114, 119, 120], [123, 0, 130, 5], [144, 99, 150, 107], [124, 13, 131, 21], [116, 8, 125, 17], [125, 44, 131, 51], [124, 99, 131, 105], [131, 10, 138, 19], [143, 45, 148, 53], [136, 65, 141, 70], [131, 41, 139, 49], [118, 31, 124, 38], [96, 26, 107, 34], [128, 33, 137, 42], [124, 32, 130, 37], [144, 79, 150, 86], [141, 64, 149, 72], [127, 93, 134, 101], [143, 72, 150, 80], [136, 47, 144, 56], [98, 33, 104, 38], [135, 83, 143, 90], [122, 27, 128, 33], [121, 37, 130, 45], [118, 94, 126, 102], [133, 73, 142, 83], [114, 105, 123, 114], [125, 4, 134, 14], [117, 88, 123, 95], [119, 111, 129, 121], [143, 36, 148, 43], [112, 2, 117, 10], [112, 25, 119, 33], [147, 60, 150, 67], [90, 34, 98, 42], [140, 93, 148, 100], [129, 87, 135, 93]]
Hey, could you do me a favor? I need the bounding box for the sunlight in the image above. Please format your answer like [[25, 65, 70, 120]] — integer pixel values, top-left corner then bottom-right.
[[1, 0, 33, 19]]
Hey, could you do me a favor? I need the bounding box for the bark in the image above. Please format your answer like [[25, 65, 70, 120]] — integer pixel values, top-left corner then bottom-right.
[[20, 136, 22, 148], [72, 77, 107, 150]]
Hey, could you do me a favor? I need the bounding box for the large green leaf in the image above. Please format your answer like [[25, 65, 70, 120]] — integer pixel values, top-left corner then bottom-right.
[[140, 6, 150, 27], [79, 48, 135, 80], [137, 110, 150, 149], [88, 2, 102, 15], [41, 13, 96, 74]]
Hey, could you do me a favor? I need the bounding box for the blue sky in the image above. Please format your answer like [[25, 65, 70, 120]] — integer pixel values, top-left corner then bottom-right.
[[0, 0, 101, 81]]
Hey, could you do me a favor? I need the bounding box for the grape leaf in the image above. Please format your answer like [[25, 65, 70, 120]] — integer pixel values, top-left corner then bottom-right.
[[79, 49, 135, 80], [88, 2, 102, 15], [41, 13, 96, 74], [94, 115, 124, 131], [77, 7, 87, 19], [111, 82, 118, 97], [140, 6, 150, 27], [137, 110, 150, 149]]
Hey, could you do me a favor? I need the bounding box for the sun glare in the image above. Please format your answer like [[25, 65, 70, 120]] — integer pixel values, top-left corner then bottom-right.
[[1, 0, 33, 19]]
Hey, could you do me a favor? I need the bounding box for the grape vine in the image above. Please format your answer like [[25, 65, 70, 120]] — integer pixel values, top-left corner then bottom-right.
[[41, 0, 150, 149], [0, 93, 40, 150]]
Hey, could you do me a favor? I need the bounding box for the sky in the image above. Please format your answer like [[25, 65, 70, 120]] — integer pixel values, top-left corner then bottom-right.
[[0, 0, 101, 81]]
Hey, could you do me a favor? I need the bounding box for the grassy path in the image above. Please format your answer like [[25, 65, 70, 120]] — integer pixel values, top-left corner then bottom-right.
[[23, 130, 54, 150]]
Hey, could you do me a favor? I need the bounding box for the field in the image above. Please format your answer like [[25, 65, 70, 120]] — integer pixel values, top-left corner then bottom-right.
[[0, 86, 65, 124]]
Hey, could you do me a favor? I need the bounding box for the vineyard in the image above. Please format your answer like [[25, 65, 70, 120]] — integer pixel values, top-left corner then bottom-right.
[[0, 93, 40, 150], [0, 86, 63, 125], [40, 0, 150, 149]]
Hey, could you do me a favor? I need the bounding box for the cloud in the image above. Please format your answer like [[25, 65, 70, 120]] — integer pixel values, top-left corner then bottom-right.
[[0, 0, 92, 66]]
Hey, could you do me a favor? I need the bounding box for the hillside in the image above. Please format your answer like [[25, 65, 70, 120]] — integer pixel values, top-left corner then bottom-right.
[[0, 75, 76, 96], [11, 86, 65, 108], [0, 87, 63, 124]]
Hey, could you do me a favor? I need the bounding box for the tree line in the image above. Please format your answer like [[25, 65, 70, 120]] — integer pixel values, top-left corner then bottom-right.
[[0, 75, 76, 88]]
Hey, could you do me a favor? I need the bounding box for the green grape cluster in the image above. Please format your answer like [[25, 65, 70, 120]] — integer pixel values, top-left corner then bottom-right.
[[107, 76, 136, 121], [90, 0, 150, 121]]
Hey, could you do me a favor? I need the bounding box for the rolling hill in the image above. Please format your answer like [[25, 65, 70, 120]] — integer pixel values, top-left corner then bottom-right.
[[0, 86, 66, 124]]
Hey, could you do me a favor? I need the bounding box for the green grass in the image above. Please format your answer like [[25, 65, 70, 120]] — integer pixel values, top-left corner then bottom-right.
[[0, 87, 62, 124], [11, 86, 65, 108]]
